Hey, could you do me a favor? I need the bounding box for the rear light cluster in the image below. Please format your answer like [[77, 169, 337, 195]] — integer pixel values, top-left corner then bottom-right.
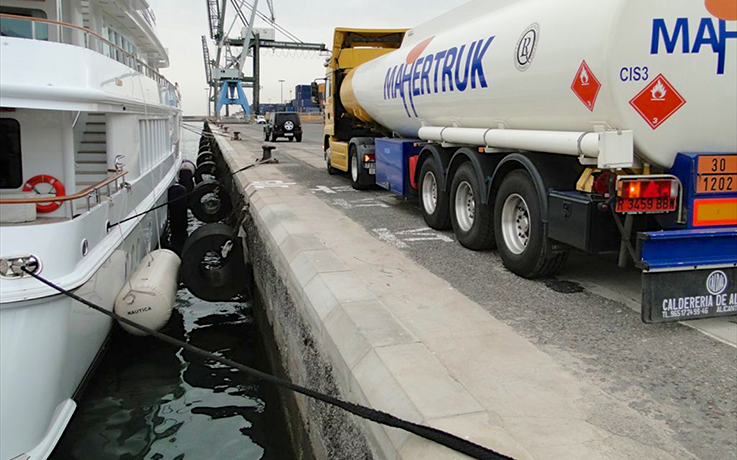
[[616, 178, 678, 200], [363, 154, 376, 163]]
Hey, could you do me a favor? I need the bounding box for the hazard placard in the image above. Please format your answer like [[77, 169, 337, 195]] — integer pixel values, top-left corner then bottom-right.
[[629, 75, 686, 130], [571, 61, 601, 112]]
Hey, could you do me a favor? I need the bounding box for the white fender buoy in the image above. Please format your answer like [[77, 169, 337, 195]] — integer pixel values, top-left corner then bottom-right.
[[114, 249, 181, 336]]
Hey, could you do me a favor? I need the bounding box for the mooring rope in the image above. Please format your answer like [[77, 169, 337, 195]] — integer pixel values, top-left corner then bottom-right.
[[23, 267, 514, 460]]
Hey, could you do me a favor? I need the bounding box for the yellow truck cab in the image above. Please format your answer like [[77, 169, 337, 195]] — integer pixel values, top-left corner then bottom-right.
[[316, 28, 406, 188]]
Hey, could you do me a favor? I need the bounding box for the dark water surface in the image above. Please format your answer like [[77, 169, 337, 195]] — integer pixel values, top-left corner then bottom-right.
[[50, 128, 296, 460]]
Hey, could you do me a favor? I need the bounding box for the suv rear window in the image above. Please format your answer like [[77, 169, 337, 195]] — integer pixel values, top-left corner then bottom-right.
[[275, 113, 299, 123]]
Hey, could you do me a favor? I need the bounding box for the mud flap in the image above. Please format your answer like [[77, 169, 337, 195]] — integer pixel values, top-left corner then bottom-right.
[[642, 267, 737, 323]]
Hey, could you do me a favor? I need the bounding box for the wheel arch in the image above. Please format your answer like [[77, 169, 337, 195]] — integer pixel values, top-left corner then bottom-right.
[[488, 152, 582, 223], [447, 147, 501, 205], [416, 144, 454, 192]]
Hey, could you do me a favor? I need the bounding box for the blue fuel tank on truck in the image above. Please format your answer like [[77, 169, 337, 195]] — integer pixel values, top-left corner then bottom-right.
[[375, 138, 423, 196]]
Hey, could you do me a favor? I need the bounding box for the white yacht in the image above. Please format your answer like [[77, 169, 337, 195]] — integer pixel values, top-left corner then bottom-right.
[[0, 1, 181, 459]]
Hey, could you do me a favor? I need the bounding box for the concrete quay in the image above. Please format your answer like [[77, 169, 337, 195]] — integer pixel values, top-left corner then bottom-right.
[[211, 124, 731, 460]]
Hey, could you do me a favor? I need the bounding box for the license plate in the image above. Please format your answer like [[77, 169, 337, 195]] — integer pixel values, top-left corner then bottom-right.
[[616, 197, 676, 214], [285, 133, 294, 137], [697, 154, 737, 194], [368, 165, 376, 175]]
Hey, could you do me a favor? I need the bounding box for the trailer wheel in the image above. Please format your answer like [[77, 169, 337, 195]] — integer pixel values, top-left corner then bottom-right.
[[494, 170, 567, 278], [419, 158, 451, 230], [349, 145, 371, 190], [450, 163, 495, 250]]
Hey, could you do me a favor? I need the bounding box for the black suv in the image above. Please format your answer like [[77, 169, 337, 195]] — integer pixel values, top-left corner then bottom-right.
[[264, 112, 302, 142]]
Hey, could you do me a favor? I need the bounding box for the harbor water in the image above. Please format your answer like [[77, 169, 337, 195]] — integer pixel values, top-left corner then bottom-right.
[[49, 128, 296, 460]]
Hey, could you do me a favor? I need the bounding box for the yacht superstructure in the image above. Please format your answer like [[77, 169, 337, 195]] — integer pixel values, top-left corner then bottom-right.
[[0, 1, 181, 458]]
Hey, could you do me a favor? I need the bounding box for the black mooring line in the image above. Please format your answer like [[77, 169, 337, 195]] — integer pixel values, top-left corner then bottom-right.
[[23, 269, 514, 460]]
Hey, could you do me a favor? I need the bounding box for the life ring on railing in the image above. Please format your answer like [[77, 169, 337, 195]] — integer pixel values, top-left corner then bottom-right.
[[22, 175, 66, 213]]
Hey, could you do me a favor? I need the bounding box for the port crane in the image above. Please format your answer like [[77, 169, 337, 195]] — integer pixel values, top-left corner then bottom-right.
[[202, 0, 327, 117]]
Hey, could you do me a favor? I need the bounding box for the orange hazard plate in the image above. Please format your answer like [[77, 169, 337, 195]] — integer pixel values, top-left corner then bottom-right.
[[616, 197, 677, 214], [697, 155, 737, 194]]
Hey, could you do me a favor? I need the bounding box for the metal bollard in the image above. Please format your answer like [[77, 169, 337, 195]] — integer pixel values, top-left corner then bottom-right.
[[233, 131, 241, 141], [261, 145, 276, 162]]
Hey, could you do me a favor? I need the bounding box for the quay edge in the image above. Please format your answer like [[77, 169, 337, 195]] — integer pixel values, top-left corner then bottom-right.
[[209, 122, 702, 460]]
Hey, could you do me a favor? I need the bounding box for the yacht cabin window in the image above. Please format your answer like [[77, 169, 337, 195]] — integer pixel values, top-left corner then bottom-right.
[[0, 7, 48, 41], [0, 119, 23, 189]]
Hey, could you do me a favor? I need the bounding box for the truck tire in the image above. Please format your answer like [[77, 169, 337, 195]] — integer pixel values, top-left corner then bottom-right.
[[350, 145, 371, 190], [326, 149, 339, 175], [419, 157, 451, 230], [493, 170, 567, 278], [271, 132, 277, 142], [450, 162, 495, 250], [296, 134, 302, 143]]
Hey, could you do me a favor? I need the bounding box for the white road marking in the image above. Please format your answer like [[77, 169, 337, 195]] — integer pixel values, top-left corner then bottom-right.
[[353, 198, 390, 208], [251, 180, 295, 189], [310, 185, 336, 194], [332, 199, 352, 209], [397, 227, 454, 243], [372, 228, 409, 249]]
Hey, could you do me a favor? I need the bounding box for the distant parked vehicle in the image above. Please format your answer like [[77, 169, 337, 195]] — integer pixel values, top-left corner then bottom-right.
[[255, 115, 267, 124], [264, 112, 302, 142]]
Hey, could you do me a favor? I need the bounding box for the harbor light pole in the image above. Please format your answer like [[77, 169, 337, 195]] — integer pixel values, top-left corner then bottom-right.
[[279, 79, 285, 106]]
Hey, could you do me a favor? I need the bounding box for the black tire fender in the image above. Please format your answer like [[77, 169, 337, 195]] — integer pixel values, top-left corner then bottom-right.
[[181, 223, 250, 302], [196, 153, 215, 168], [195, 160, 219, 183], [188, 179, 232, 223]]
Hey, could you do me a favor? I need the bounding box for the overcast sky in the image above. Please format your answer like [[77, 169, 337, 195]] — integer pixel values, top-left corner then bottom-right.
[[148, 0, 466, 115]]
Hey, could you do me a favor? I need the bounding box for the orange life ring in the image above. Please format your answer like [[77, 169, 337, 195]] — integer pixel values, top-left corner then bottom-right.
[[22, 175, 66, 213]]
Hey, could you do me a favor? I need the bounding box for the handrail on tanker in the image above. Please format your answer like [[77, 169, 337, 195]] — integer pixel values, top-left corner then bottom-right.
[[0, 13, 179, 105]]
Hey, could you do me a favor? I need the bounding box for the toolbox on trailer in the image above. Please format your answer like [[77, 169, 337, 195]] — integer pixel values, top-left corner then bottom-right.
[[375, 138, 422, 196]]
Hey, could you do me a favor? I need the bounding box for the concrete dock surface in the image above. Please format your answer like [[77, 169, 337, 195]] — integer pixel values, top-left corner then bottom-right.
[[212, 122, 736, 460]]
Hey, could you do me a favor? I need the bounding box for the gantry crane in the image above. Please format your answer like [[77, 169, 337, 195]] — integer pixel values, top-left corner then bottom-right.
[[202, 0, 327, 118]]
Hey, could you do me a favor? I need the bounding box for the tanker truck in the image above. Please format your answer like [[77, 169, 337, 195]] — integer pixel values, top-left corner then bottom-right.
[[314, 0, 737, 323]]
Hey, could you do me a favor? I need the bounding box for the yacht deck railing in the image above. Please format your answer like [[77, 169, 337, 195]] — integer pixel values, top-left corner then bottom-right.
[[0, 13, 179, 107]]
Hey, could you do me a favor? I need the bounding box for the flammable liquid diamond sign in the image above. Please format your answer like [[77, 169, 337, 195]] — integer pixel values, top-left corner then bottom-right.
[[629, 74, 686, 130], [571, 61, 602, 112]]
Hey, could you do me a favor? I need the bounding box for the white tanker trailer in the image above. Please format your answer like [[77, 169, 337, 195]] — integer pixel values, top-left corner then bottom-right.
[[317, 0, 737, 323]]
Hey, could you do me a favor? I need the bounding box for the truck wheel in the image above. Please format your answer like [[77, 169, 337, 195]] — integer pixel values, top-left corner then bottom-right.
[[296, 135, 302, 143], [493, 170, 567, 278], [271, 133, 277, 142], [326, 149, 339, 175], [419, 158, 451, 230], [350, 146, 371, 190], [450, 163, 495, 250]]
